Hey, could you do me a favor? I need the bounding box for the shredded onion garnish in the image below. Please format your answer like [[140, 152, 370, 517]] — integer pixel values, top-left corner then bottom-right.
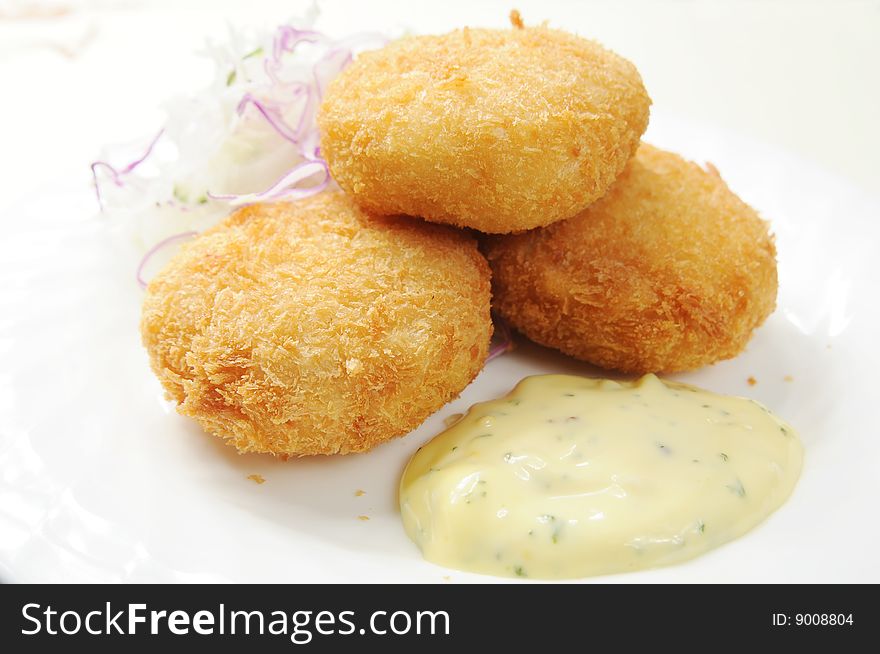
[[207, 159, 330, 206], [487, 316, 516, 362], [136, 231, 199, 289], [90, 129, 164, 209], [90, 4, 391, 287]]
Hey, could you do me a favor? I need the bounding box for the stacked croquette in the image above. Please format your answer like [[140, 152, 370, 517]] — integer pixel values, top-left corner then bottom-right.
[[142, 13, 776, 456]]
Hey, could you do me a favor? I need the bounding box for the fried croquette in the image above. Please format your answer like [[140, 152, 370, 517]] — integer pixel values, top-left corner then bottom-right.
[[318, 21, 650, 234], [483, 144, 777, 373], [141, 192, 492, 456]]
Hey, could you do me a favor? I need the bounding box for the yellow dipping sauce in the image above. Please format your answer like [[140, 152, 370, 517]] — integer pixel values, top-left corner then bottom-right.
[[399, 374, 802, 579]]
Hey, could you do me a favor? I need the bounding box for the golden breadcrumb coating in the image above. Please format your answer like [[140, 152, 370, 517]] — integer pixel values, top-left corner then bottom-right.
[[318, 23, 650, 234], [141, 192, 492, 456], [484, 144, 777, 373]]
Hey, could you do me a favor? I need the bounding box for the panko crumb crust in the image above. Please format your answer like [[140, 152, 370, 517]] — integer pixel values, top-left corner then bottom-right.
[[319, 23, 650, 233], [484, 144, 778, 373], [141, 192, 492, 456]]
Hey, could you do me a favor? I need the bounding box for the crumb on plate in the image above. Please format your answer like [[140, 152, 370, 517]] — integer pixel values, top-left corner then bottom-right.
[[510, 9, 524, 29]]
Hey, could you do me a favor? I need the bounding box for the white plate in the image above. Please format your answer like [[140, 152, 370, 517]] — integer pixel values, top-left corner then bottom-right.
[[2, 111, 879, 583]]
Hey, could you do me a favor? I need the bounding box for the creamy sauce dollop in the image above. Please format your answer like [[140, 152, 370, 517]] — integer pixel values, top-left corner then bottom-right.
[[399, 374, 802, 579]]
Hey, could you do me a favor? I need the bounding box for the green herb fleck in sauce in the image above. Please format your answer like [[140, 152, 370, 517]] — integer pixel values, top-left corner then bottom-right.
[[726, 479, 746, 497]]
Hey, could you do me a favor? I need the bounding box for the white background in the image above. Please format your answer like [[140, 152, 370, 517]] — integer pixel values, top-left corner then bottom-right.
[[1, 0, 878, 208]]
